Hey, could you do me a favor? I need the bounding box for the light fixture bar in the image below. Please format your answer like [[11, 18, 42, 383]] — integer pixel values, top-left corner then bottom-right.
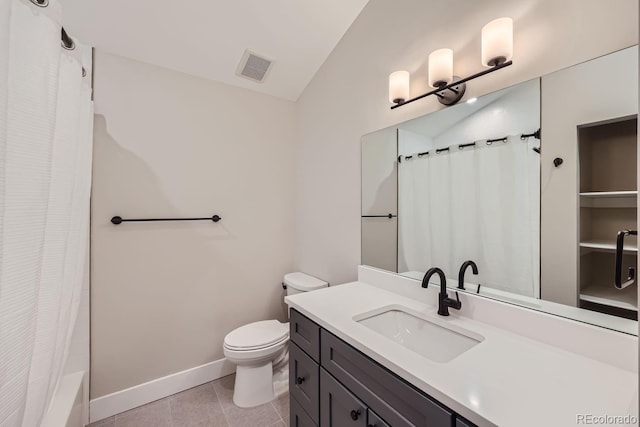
[[390, 60, 512, 110]]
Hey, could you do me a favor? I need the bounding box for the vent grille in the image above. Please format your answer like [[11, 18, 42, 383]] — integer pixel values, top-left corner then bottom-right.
[[236, 50, 273, 83]]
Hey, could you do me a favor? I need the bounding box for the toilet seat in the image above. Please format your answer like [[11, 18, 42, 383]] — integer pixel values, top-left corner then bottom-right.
[[224, 320, 289, 351]]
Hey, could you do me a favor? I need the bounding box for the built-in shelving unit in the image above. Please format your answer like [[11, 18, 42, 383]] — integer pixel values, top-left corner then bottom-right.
[[578, 116, 638, 319]]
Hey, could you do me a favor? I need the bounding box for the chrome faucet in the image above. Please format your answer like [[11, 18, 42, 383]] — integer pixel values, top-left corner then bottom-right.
[[421, 267, 462, 316], [458, 260, 478, 290]]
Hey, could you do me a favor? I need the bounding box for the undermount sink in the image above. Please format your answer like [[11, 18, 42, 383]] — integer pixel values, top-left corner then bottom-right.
[[354, 306, 484, 363]]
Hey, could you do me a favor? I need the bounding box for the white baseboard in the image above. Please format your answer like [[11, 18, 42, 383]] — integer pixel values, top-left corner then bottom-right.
[[89, 358, 235, 423]]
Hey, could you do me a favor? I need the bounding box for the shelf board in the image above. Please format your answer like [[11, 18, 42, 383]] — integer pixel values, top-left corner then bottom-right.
[[580, 191, 638, 208], [580, 281, 638, 311], [579, 240, 637, 253], [580, 191, 637, 198]]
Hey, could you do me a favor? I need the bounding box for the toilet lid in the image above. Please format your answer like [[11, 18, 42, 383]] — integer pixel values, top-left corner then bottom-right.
[[224, 320, 289, 351]]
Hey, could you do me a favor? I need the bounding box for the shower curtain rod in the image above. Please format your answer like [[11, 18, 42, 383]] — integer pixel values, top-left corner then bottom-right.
[[29, 1, 85, 76], [30, 0, 87, 77], [398, 128, 540, 163]]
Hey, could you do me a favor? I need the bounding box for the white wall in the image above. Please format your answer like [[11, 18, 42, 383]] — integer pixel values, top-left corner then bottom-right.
[[431, 79, 539, 148], [361, 127, 397, 272], [294, 0, 638, 286], [91, 51, 296, 398], [397, 129, 430, 157]]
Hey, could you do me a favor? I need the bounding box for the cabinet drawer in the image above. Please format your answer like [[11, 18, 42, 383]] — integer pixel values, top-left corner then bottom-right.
[[456, 418, 476, 427], [290, 342, 320, 424], [321, 330, 455, 427], [368, 409, 390, 427], [291, 396, 318, 427], [320, 369, 367, 427], [291, 309, 321, 362]]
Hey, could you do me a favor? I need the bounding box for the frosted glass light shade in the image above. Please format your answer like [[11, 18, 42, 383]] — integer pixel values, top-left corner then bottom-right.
[[482, 17, 513, 66], [389, 71, 410, 104], [428, 48, 453, 88]]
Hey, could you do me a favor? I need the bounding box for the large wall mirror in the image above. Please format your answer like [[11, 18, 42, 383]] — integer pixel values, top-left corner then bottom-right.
[[361, 45, 638, 335]]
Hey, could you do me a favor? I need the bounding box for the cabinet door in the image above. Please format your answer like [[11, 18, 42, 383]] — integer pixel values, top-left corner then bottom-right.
[[367, 409, 390, 427], [291, 342, 320, 424], [291, 396, 318, 427], [320, 369, 367, 427]]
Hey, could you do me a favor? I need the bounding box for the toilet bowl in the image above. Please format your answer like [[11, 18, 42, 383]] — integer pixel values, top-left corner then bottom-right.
[[223, 272, 328, 408]]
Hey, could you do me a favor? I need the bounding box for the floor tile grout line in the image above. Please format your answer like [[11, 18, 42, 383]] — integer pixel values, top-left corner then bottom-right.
[[269, 401, 280, 422], [271, 399, 284, 422], [207, 382, 229, 427], [166, 397, 175, 427], [211, 380, 233, 426]]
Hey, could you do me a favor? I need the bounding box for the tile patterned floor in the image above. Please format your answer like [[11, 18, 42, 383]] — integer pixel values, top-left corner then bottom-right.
[[89, 374, 289, 427]]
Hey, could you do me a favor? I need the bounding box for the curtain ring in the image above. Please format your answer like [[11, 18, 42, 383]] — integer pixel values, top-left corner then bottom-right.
[[30, 0, 49, 7], [61, 28, 75, 51]]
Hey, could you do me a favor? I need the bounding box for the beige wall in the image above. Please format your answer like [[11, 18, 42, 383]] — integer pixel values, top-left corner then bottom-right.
[[294, 0, 639, 286], [361, 127, 397, 272], [90, 0, 639, 399], [91, 51, 295, 397]]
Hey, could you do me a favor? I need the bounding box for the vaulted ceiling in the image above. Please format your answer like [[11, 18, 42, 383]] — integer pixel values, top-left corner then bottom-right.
[[58, 0, 370, 101]]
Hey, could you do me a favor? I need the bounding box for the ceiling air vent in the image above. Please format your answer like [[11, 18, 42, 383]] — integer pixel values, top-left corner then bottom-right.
[[236, 49, 273, 83]]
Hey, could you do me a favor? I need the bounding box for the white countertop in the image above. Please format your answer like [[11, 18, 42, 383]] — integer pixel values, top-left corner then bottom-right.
[[285, 281, 639, 427]]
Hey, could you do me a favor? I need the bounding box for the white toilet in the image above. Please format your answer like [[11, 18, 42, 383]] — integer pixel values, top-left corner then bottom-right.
[[223, 272, 328, 408]]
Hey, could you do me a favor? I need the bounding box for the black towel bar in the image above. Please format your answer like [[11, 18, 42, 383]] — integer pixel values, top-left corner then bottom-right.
[[111, 215, 222, 225]]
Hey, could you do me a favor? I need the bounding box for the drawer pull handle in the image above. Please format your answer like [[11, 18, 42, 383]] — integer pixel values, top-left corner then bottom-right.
[[350, 409, 361, 421], [296, 377, 305, 385]]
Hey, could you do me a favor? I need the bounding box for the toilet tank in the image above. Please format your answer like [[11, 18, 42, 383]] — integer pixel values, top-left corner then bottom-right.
[[284, 272, 328, 296]]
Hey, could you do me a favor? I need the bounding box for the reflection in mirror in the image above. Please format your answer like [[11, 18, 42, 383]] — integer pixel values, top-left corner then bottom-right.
[[397, 78, 540, 298], [361, 46, 638, 335]]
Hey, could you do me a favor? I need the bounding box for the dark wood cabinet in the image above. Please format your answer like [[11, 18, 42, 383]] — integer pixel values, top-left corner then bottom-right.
[[291, 396, 317, 427], [367, 409, 390, 427], [290, 308, 321, 361], [290, 342, 320, 424], [320, 369, 367, 427], [289, 309, 477, 427], [321, 329, 454, 427], [455, 418, 475, 427]]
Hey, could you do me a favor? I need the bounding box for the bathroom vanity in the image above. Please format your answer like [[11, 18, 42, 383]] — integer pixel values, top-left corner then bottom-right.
[[289, 309, 474, 427], [286, 266, 638, 427]]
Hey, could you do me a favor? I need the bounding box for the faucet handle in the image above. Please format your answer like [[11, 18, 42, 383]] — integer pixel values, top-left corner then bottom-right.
[[451, 291, 462, 310]]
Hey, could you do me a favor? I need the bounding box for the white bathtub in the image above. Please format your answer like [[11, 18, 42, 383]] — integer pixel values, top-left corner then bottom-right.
[[41, 371, 88, 427]]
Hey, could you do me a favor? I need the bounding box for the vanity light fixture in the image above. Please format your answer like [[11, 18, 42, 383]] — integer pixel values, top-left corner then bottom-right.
[[389, 70, 410, 104], [482, 17, 513, 66], [389, 17, 513, 109], [428, 48, 453, 88]]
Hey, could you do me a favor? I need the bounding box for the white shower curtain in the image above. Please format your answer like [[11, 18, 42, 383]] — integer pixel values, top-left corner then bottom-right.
[[398, 136, 540, 297], [0, 1, 93, 426]]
